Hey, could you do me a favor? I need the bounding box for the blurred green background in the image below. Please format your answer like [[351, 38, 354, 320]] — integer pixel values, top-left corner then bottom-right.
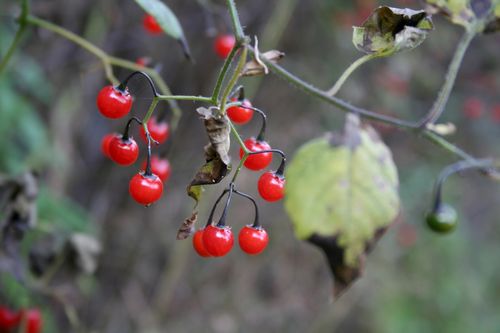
[[0, 0, 499, 332]]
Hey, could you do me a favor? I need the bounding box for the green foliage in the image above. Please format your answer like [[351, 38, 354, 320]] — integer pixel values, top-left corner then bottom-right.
[[285, 115, 400, 267], [37, 188, 94, 235], [0, 273, 31, 308]]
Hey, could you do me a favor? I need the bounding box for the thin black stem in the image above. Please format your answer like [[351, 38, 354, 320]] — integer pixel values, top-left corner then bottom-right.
[[233, 189, 260, 228], [144, 132, 153, 176], [217, 183, 235, 227], [122, 117, 142, 141], [432, 158, 495, 211], [248, 149, 285, 159], [237, 86, 245, 100], [118, 71, 159, 97], [275, 156, 286, 177], [205, 187, 231, 228], [238, 104, 267, 141]]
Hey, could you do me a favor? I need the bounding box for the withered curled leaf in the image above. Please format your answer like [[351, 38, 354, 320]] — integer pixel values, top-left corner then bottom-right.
[[352, 6, 433, 55], [179, 108, 231, 239], [177, 211, 198, 240], [242, 50, 285, 76]]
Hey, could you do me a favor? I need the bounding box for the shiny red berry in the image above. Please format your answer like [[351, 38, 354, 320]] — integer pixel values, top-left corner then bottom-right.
[[140, 117, 170, 144], [129, 172, 163, 205], [202, 225, 234, 257], [238, 225, 269, 255], [141, 155, 171, 182], [101, 133, 116, 158], [258, 171, 285, 202], [227, 98, 254, 124], [108, 135, 139, 166], [135, 57, 151, 67], [24, 309, 42, 333], [193, 229, 212, 257], [143, 14, 163, 34], [214, 34, 235, 59], [239, 138, 273, 171], [96, 85, 132, 119], [0, 306, 21, 329]]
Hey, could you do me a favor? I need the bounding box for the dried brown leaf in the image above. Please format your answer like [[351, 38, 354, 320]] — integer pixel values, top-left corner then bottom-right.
[[242, 50, 285, 77]]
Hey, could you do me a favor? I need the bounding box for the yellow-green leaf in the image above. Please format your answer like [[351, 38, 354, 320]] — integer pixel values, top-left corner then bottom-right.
[[285, 115, 400, 267]]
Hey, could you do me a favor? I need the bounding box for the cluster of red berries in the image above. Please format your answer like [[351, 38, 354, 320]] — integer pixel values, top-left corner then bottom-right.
[[97, 72, 171, 206], [194, 224, 268, 257], [193, 185, 270, 257], [0, 306, 42, 333], [192, 90, 287, 258], [227, 93, 286, 202]]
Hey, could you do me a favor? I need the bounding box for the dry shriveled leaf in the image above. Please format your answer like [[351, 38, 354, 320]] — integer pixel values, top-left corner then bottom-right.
[[352, 6, 433, 55], [242, 50, 285, 76], [177, 211, 198, 240], [180, 108, 231, 239]]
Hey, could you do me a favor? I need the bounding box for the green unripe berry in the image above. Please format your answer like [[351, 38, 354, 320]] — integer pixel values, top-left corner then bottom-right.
[[426, 204, 458, 233]]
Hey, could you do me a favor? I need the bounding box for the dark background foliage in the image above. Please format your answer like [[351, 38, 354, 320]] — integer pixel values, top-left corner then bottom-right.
[[0, 0, 499, 332]]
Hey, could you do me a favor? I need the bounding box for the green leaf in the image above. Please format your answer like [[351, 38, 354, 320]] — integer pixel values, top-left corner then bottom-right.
[[352, 7, 433, 56], [285, 115, 400, 296], [38, 188, 93, 234], [134, 0, 191, 58]]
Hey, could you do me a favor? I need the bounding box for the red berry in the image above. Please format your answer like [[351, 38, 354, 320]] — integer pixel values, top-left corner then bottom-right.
[[96, 85, 132, 119], [202, 225, 234, 257], [0, 306, 21, 329], [193, 229, 212, 257], [227, 98, 254, 124], [143, 14, 163, 34], [141, 155, 171, 182], [24, 309, 42, 333], [463, 97, 483, 119], [140, 118, 170, 144], [135, 57, 151, 67], [214, 34, 236, 59], [129, 172, 163, 205], [238, 225, 269, 255], [239, 138, 273, 171], [258, 171, 285, 202], [491, 104, 500, 123], [108, 135, 139, 166], [101, 133, 116, 158]]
